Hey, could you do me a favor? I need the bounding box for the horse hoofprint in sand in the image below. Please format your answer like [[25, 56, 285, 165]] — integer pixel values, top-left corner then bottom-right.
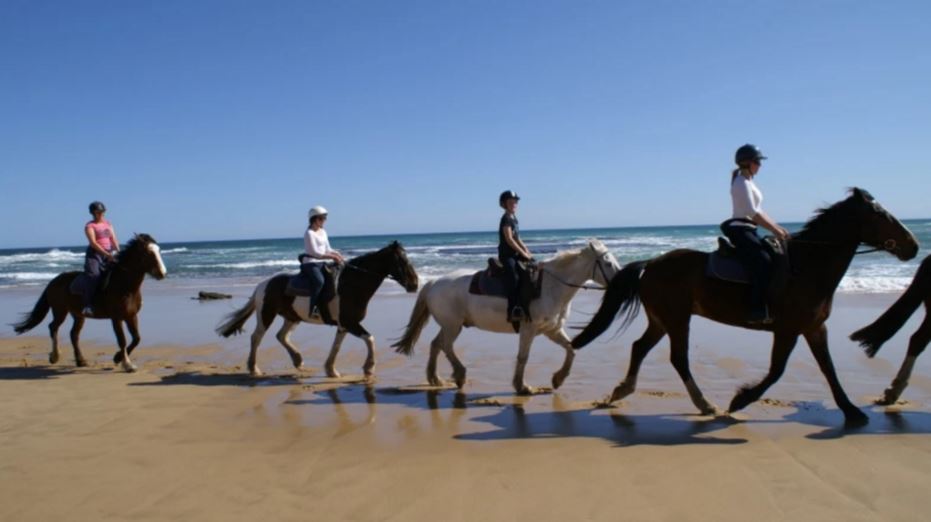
[[393, 240, 621, 394]]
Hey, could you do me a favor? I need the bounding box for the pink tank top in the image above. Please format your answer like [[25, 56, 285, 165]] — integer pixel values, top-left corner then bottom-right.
[[87, 220, 114, 251]]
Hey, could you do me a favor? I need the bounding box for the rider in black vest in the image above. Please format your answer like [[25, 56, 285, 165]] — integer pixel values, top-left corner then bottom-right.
[[720, 144, 790, 325], [498, 190, 534, 322]]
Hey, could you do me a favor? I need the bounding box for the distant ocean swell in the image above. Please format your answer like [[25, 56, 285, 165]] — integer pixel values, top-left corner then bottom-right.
[[1, 221, 928, 294]]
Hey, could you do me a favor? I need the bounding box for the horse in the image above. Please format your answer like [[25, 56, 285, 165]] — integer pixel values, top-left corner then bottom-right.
[[12, 234, 167, 372], [216, 241, 419, 378], [850, 254, 931, 405], [392, 240, 621, 395], [571, 189, 919, 427]]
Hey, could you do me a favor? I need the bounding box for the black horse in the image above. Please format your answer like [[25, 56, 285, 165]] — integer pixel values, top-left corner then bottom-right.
[[571, 189, 919, 427], [851, 254, 931, 405], [216, 241, 419, 378], [12, 234, 167, 372]]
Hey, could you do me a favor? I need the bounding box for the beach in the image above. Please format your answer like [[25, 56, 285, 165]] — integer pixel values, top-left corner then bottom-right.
[[2, 287, 931, 521]]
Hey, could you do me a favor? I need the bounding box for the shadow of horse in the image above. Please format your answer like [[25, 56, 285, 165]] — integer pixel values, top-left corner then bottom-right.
[[129, 371, 306, 388], [455, 405, 749, 447], [0, 365, 78, 380], [779, 400, 931, 440]]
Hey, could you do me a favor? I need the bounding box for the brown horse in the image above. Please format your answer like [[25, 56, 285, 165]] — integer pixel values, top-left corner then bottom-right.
[[216, 241, 418, 378], [572, 189, 919, 427], [850, 254, 931, 405], [12, 234, 167, 372]]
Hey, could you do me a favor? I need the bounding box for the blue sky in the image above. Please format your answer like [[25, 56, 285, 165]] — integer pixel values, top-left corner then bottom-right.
[[2, 1, 929, 248]]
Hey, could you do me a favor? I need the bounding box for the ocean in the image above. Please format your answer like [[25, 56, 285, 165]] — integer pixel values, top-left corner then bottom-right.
[[1, 220, 929, 294]]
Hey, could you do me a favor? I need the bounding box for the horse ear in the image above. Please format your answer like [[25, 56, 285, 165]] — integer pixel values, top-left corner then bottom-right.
[[851, 187, 873, 201]]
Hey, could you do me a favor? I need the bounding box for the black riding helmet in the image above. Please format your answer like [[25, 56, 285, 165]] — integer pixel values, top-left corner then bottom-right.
[[499, 190, 520, 208], [88, 201, 107, 214], [735, 144, 767, 166]]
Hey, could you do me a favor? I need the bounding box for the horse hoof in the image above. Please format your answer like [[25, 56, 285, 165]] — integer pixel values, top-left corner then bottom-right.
[[122, 362, 138, 373], [844, 409, 869, 429], [427, 376, 446, 387], [326, 368, 341, 379], [454, 374, 466, 389], [875, 391, 899, 406], [112, 352, 123, 364], [291, 357, 304, 369], [249, 367, 263, 377], [76, 359, 89, 368], [516, 385, 536, 396], [48, 352, 59, 364], [552, 373, 567, 390]]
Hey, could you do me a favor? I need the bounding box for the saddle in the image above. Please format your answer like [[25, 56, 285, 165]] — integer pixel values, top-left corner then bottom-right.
[[468, 258, 543, 301], [706, 236, 789, 289], [68, 269, 113, 298], [285, 260, 342, 302]]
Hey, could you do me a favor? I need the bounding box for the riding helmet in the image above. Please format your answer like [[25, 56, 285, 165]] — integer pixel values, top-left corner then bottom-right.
[[735, 144, 767, 165], [88, 201, 107, 214], [499, 190, 520, 207], [308, 206, 329, 221]]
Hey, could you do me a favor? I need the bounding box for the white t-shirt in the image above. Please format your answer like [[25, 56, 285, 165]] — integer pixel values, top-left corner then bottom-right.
[[303, 228, 333, 263], [731, 175, 763, 222]]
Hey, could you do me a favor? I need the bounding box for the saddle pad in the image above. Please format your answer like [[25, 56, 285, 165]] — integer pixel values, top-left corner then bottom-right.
[[706, 252, 750, 284], [468, 268, 543, 298]]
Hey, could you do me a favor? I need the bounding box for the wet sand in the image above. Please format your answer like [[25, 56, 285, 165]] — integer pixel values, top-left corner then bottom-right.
[[2, 288, 931, 521]]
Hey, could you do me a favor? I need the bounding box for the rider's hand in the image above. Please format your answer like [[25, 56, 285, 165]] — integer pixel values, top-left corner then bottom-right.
[[777, 227, 791, 241]]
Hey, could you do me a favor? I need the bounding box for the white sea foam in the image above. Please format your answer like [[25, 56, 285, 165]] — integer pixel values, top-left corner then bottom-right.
[[4, 272, 59, 281], [838, 276, 912, 294], [0, 249, 83, 265], [161, 247, 189, 254], [186, 260, 298, 270]]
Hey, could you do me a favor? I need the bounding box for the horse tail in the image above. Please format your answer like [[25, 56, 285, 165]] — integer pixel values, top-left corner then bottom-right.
[[572, 260, 648, 349], [215, 289, 258, 338], [851, 255, 931, 357], [392, 280, 434, 356], [12, 288, 51, 335]]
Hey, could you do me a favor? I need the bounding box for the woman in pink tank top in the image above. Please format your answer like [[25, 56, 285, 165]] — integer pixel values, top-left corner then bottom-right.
[[81, 201, 120, 316]]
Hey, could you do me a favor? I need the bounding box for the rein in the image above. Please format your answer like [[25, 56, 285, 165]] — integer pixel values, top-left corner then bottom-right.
[[539, 258, 610, 291], [788, 237, 898, 256], [344, 260, 400, 283]]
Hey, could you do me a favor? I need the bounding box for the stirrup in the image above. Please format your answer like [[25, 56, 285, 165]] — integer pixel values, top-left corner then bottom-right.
[[508, 306, 525, 322]]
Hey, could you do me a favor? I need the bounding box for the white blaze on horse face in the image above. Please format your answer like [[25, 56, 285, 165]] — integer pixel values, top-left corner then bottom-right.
[[148, 243, 167, 278]]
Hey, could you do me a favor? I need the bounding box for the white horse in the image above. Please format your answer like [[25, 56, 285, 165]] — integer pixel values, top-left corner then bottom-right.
[[392, 240, 621, 394]]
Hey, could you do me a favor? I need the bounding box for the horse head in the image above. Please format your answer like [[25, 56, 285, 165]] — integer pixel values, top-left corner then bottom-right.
[[849, 188, 919, 261], [386, 240, 419, 292], [118, 233, 167, 280], [583, 239, 622, 287]]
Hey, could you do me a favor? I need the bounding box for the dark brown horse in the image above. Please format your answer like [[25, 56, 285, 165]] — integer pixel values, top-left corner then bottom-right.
[[216, 241, 418, 378], [851, 254, 931, 405], [572, 189, 919, 426], [12, 234, 167, 372]]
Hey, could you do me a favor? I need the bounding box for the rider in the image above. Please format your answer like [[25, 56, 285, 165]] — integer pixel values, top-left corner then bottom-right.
[[498, 190, 534, 322], [302, 206, 344, 318], [82, 201, 120, 317], [721, 144, 790, 324]]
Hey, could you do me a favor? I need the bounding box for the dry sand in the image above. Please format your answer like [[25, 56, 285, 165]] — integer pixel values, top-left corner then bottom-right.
[[2, 290, 931, 521]]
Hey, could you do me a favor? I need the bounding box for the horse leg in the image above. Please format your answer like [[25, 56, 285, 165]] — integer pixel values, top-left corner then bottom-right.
[[113, 314, 141, 364], [544, 329, 575, 390], [513, 326, 539, 395], [48, 307, 67, 365], [323, 328, 348, 378], [275, 320, 304, 371], [728, 331, 798, 413], [608, 319, 666, 403], [247, 312, 273, 377], [112, 319, 136, 372], [426, 332, 445, 386], [438, 325, 467, 389], [804, 324, 868, 427], [667, 319, 721, 415], [69, 316, 88, 367], [344, 324, 377, 379], [877, 314, 931, 405]]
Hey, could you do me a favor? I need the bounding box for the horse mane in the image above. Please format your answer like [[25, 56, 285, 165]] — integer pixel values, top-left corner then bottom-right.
[[115, 234, 156, 266], [795, 188, 865, 240], [348, 241, 401, 267], [545, 240, 604, 270]]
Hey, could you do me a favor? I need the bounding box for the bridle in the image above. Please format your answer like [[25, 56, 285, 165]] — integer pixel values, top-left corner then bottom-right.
[[539, 253, 613, 291]]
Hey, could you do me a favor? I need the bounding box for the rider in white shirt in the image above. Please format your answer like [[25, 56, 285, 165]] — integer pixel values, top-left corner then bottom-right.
[[720, 144, 790, 325], [302, 206, 344, 317]]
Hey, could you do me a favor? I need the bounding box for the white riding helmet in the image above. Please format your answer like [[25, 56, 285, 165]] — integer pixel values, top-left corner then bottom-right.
[[308, 206, 328, 221]]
